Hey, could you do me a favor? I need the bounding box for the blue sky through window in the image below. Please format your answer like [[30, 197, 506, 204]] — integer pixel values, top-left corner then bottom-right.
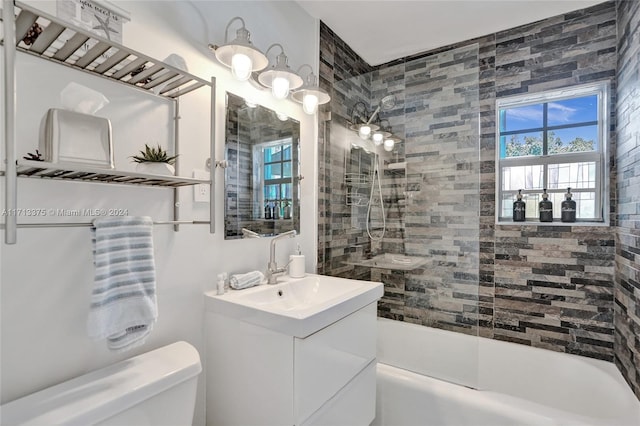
[[501, 95, 597, 132], [499, 95, 598, 158]]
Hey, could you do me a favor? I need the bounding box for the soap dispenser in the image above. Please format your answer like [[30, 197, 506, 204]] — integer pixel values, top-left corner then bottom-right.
[[539, 189, 553, 222], [513, 189, 526, 222], [561, 187, 576, 222], [289, 244, 305, 278]]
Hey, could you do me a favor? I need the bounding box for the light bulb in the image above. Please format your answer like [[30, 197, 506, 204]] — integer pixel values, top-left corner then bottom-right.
[[272, 76, 290, 99], [231, 53, 252, 81], [383, 138, 395, 152], [302, 94, 319, 114], [358, 125, 372, 138], [372, 132, 384, 145], [276, 112, 288, 121]]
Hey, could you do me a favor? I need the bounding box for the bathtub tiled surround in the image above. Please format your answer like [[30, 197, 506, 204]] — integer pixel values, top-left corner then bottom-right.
[[476, 0, 618, 360], [318, 0, 640, 400], [615, 0, 640, 399], [490, 225, 615, 361]]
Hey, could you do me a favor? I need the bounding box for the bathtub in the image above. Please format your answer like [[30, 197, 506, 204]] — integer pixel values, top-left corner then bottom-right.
[[373, 318, 640, 426]]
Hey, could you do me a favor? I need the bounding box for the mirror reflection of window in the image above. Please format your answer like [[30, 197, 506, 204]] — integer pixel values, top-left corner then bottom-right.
[[254, 139, 294, 220], [224, 92, 300, 239]]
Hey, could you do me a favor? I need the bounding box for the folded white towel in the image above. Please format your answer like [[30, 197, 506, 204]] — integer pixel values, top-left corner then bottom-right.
[[229, 271, 265, 290], [88, 216, 157, 352]]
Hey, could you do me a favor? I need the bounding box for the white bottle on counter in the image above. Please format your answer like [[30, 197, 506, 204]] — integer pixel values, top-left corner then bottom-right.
[[216, 273, 226, 295], [289, 244, 305, 278]]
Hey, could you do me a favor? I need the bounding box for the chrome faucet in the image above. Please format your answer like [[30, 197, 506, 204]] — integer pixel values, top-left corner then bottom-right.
[[266, 230, 297, 284]]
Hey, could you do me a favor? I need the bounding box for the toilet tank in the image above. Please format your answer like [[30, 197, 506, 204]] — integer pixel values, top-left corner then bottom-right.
[[0, 341, 202, 426]]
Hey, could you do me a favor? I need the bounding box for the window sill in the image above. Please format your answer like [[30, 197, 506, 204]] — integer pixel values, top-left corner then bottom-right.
[[496, 220, 609, 227]]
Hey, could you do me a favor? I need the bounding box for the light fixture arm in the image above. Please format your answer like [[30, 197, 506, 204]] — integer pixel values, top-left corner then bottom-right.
[[264, 43, 285, 60], [297, 64, 314, 77], [223, 17, 246, 43], [378, 119, 392, 132], [297, 64, 319, 86], [350, 102, 369, 124]]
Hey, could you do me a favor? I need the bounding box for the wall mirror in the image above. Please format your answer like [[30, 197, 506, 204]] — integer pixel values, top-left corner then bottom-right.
[[224, 92, 301, 239]]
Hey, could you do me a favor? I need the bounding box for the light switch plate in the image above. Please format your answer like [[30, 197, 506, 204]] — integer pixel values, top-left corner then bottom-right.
[[193, 169, 210, 203]]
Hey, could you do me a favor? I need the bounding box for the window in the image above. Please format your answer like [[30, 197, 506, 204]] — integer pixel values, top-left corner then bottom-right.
[[253, 139, 294, 218], [496, 83, 609, 223]]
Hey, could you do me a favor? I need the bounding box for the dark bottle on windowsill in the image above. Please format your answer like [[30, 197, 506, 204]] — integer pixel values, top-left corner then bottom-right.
[[561, 187, 577, 223], [265, 203, 272, 220], [513, 189, 526, 222], [539, 189, 553, 222]]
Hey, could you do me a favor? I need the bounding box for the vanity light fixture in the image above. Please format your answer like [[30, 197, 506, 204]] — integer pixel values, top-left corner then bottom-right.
[[383, 136, 401, 152], [258, 44, 303, 100], [350, 102, 402, 150], [209, 17, 269, 81], [348, 102, 379, 139], [383, 139, 395, 151], [210, 21, 328, 114], [372, 131, 384, 145], [291, 64, 331, 114], [372, 120, 393, 146]]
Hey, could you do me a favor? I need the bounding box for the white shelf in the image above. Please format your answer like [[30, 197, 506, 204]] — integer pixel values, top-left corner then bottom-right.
[[2, 1, 211, 98], [2, 1, 217, 243], [12, 160, 208, 188]]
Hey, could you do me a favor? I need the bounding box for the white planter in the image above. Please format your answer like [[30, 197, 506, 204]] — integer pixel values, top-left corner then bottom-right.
[[135, 162, 175, 176]]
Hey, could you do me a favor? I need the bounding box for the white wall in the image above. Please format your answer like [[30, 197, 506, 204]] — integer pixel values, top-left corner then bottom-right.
[[0, 1, 319, 425]]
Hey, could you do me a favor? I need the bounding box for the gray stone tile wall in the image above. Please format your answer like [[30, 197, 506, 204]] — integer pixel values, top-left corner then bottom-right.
[[481, 2, 618, 363], [615, 0, 640, 399], [317, 23, 374, 275], [394, 45, 481, 335]]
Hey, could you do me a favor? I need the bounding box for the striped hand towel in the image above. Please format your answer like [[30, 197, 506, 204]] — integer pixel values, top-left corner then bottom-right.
[[88, 216, 157, 352], [229, 270, 265, 290]]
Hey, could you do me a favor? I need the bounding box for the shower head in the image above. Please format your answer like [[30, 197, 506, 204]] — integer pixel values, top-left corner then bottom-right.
[[379, 95, 396, 111], [365, 95, 397, 124]]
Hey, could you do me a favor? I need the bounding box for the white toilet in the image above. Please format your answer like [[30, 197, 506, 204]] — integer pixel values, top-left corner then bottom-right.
[[0, 341, 201, 426]]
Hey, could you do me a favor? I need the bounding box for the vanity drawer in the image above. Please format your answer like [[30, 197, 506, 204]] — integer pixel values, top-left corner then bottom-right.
[[294, 302, 377, 424], [301, 360, 376, 426]]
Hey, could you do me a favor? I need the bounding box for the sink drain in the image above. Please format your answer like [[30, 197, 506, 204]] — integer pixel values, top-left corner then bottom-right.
[[277, 290, 283, 297]]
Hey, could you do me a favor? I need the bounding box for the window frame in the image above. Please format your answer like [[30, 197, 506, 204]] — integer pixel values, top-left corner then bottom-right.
[[495, 82, 609, 224], [252, 138, 294, 219]]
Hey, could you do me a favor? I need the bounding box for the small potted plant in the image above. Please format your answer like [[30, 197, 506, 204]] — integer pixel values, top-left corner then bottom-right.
[[131, 144, 178, 176]]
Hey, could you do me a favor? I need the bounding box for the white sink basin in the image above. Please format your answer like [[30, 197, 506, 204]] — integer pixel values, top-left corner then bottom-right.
[[205, 274, 383, 337]]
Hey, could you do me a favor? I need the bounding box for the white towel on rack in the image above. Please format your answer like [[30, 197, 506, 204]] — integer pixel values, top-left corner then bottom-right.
[[88, 216, 157, 352]]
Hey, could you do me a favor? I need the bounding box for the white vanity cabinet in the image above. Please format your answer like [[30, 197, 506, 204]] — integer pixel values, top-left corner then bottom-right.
[[205, 302, 378, 426]]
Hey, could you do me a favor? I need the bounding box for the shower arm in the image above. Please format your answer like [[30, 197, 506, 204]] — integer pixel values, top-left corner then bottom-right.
[[365, 106, 381, 125]]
